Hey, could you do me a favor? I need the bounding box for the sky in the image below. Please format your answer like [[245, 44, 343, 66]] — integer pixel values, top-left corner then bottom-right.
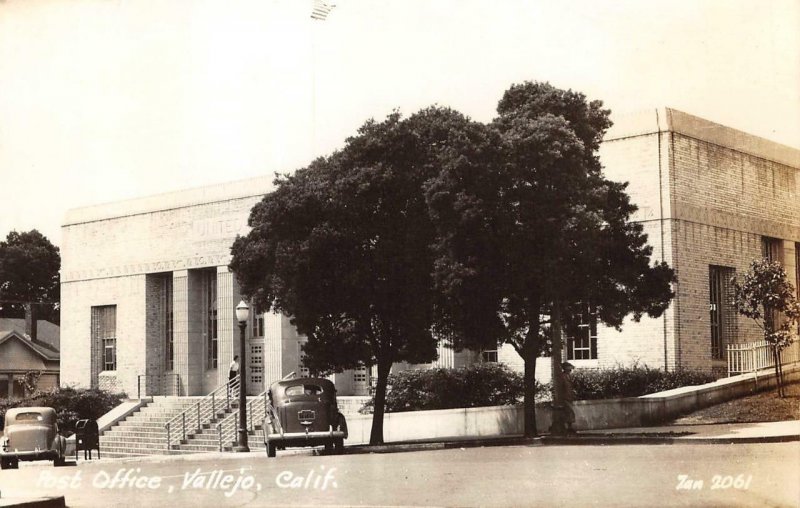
[[1, 0, 798, 247]]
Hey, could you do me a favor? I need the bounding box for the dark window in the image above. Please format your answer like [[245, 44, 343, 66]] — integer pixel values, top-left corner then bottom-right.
[[762, 237, 783, 264], [709, 266, 736, 360], [285, 384, 323, 396], [796, 244, 800, 334], [164, 276, 174, 371], [92, 305, 117, 371], [204, 270, 218, 369], [761, 238, 783, 333], [252, 308, 265, 338], [11, 377, 25, 398], [567, 306, 598, 360], [15, 412, 43, 422], [481, 350, 498, 363]]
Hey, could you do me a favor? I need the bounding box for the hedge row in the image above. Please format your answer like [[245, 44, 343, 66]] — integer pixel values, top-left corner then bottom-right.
[[360, 363, 549, 413], [359, 362, 718, 413], [0, 387, 126, 435], [569, 364, 716, 400]]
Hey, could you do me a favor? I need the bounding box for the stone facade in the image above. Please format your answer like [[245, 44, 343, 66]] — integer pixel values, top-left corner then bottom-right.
[[60, 108, 800, 397]]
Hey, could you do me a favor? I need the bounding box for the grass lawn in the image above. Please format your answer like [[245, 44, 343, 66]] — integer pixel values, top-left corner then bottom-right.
[[672, 381, 800, 424]]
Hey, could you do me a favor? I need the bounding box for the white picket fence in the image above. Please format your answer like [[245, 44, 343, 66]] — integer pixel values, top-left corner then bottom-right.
[[727, 339, 800, 376]]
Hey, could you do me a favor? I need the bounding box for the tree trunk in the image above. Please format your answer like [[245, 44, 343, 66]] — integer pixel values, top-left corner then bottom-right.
[[369, 355, 392, 445], [523, 343, 538, 437], [522, 300, 542, 437], [549, 303, 567, 436], [772, 346, 783, 398]]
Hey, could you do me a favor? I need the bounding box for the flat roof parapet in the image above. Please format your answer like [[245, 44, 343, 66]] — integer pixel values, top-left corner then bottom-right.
[[604, 107, 800, 169], [63, 174, 275, 226]]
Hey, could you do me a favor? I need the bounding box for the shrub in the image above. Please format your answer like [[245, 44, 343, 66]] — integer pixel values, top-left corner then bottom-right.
[[0, 387, 127, 435], [570, 364, 716, 400], [360, 363, 548, 413]]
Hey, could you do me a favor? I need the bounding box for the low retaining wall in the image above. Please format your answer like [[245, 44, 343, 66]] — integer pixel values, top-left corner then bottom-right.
[[344, 363, 799, 445]]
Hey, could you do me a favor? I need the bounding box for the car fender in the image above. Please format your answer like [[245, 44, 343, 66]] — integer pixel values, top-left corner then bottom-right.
[[53, 435, 67, 457], [336, 413, 348, 440]]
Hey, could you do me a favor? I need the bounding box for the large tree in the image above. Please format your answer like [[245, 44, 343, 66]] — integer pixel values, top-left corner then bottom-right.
[[230, 107, 491, 444], [733, 259, 800, 397], [426, 82, 675, 436], [0, 230, 60, 324]]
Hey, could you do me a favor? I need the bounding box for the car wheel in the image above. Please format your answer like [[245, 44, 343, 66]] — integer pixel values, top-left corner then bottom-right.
[[324, 442, 333, 454], [0, 459, 10, 470], [266, 443, 276, 458], [54, 456, 65, 467], [333, 438, 344, 455]]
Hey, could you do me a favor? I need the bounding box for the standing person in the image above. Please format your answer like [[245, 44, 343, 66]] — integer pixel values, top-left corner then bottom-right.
[[228, 355, 240, 396], [561, 361, 577, 434]]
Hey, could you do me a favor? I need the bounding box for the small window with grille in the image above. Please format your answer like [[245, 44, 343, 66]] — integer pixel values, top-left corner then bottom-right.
[[566, 305, 598, 360]]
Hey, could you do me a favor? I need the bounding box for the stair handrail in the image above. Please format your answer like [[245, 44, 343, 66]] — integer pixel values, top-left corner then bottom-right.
[[165, 375, 240, 449], [216, 389, 269, 451]]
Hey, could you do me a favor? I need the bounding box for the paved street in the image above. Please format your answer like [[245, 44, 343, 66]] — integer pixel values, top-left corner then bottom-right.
[[1, 442, 797, 507]]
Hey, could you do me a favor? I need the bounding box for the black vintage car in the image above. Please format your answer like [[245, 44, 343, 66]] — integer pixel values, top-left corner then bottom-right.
[[263, 377, 348, 458], [1, 407, 67, 469]]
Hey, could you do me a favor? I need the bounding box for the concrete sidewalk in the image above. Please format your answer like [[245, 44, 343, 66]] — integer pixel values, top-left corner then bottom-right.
[[552, 419, 800, 445], [353, 419, 800, 450]]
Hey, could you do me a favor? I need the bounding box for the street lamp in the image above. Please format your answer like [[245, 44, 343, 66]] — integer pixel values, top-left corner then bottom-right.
[[233, 300, 250, 452]]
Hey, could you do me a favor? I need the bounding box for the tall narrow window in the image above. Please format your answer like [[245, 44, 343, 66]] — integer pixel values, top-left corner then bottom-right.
[[761, 238, 784, 332], [92, 305, 117, 371], [567, 305, 598, 360], [164, 276, 174, 371], [796, 244, 800, 334], [204, 271, 218, 369], [252, 307, 265, 338], [709, 266, 736, 360], [762, 237, 783, 264]]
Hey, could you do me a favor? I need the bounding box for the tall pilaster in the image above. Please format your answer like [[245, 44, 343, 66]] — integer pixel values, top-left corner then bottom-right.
[[216, 266, 241, 390], [172, 270, 190, 396], [264, 311, 283, 387]]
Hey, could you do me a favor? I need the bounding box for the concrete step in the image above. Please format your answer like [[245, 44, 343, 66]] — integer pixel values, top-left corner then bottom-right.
[[136, 408, 204, 415], [100, 447, 200, 458], [116, 421, 170, 429], [98, 396, 268, 456], [102, 430, 168, 439], [101, 436, 168, 445], [99, 443, 178, 454]]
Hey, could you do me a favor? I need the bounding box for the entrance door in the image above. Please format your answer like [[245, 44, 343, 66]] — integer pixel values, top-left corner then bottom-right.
[[248, 341, 264, 395]]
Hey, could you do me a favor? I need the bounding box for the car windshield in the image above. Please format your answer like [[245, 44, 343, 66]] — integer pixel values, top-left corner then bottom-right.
[[15, 412, 44, 422], [285, 384, 323, 396]]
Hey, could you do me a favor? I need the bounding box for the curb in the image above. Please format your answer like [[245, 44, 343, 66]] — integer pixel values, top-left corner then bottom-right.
[[541, 433, 800, 446], [0, 496, 65, 508], [343, 436, 544, 455]]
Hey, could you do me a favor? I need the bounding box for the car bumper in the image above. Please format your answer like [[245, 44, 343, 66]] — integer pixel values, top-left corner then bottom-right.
[[265, 430, 346, 447], [1, 449, 61, 462]]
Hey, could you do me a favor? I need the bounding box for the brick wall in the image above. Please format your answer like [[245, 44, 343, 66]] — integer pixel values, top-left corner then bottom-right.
[[669, 132, 799, 371], [596, 111, 800, 374], [60, 275, 146, 393]]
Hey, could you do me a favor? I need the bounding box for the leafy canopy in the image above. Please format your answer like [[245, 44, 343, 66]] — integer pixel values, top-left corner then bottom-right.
[[0, 230, 60, 321], [733, 258, 800, 350], [231, 107, 493, 373], [428, 82, 675, 355]]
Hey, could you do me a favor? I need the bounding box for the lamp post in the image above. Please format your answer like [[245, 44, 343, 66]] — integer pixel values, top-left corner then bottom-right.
[[234, 300, 250, 452]]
